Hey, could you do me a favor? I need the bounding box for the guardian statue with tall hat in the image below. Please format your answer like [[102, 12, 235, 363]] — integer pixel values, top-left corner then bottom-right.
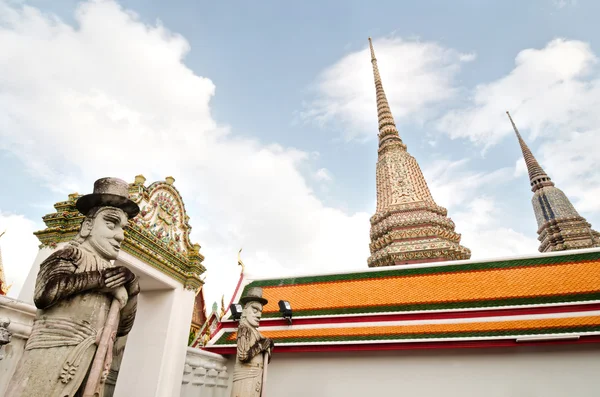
[[231, 287, 274, 397], [6, 177, 140, 397]]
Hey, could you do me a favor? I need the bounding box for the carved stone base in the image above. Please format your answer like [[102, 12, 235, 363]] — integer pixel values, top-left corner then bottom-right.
[[0, 317, 11, 360]]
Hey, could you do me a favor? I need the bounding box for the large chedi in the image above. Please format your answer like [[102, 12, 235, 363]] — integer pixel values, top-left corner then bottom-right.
[[507, 112, 600, 252], [367, 38, 470, 267]]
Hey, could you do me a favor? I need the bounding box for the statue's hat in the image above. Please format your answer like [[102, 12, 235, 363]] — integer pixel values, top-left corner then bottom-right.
[[76, 177, 140, 219], [239, 287, 268, 306]]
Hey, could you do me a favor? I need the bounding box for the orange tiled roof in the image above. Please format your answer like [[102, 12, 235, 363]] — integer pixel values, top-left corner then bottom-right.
[[246, 250, 600, 318], [207, 249, 600, 349]]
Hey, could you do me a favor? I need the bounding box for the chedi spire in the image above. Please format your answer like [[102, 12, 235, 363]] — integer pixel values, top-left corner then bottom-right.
[[367, 38, 470, 267], [506, 111, 600, 252], [368, 37, 405, 148]]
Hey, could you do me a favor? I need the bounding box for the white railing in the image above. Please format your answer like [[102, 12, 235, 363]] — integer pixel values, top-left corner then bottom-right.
[[181, 347, 230, 397], [0, 296, 36, 395]]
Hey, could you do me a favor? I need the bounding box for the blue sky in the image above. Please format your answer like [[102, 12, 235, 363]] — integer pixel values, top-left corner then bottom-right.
[[1, 0, 599, 307]]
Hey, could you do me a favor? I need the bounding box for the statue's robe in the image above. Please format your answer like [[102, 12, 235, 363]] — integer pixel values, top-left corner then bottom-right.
[[6, 244, 137, 397], [231, 321, 272, 397]]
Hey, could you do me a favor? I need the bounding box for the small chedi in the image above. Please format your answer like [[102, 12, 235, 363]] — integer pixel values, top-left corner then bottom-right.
[[6, 177, 141, 397], [506, 111, 600, 252], [231, 287, 274, 397]]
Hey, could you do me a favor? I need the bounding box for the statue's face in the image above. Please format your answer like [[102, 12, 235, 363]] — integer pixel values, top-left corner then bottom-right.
[[243, 302, 263, 328], [81, 207, 128, 260]]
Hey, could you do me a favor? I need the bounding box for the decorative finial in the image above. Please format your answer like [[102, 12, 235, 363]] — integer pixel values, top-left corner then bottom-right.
[[165, 176, 175, 185], [0, 230, 5, 239], [219, 295, 225, 319], [134, 174, 146, 185], [237, 248, 245, 275]]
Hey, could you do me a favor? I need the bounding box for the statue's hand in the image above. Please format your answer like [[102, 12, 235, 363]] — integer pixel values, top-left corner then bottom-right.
[[266, 347, 272, 363], [261, 337, 274, 360], [103, 266, 136, 289], [125, 277, 140, 297], [266, 337, 274, 349], [108, 286, 129, 309]]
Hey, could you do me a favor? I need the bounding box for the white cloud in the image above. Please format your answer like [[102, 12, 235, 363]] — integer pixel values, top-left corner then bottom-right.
[[421, 159, 539, 259], [436, 38, 600, 221], [314, 168, 333, 182], [0, 0, 371, 307], [554, 0, 577, 9], [437, 39, 599, 147], [538, 129, 600, 213], [424, 159, 513, 210], [302, 36, 475, 141], [452, 197, 539, 260], [513, 158, 527, 178], [0, 212, 41, 296]]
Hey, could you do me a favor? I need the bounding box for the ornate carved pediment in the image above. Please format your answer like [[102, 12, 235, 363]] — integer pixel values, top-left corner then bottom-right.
[[35, 176, 205, 290]]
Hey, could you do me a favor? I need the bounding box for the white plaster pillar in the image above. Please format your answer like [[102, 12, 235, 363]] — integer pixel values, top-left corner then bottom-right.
[[114, 286, 195, 397], [18, 243, 68, 304]]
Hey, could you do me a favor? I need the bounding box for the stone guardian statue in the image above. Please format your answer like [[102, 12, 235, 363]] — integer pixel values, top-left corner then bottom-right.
[[231, 287, 274, 397], [6, 177, 140, 397]]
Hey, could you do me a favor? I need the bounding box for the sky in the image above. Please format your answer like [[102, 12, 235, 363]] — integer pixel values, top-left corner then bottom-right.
[[1, 0, 599, 310]]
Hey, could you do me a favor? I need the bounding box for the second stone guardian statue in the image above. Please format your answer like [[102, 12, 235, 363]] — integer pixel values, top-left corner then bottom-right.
[[6, 177, 140, 397], [231, 287, 274, 397]]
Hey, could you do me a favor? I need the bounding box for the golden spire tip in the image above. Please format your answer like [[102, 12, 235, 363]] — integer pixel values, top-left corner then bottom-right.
[[237, 248, 245, 275]]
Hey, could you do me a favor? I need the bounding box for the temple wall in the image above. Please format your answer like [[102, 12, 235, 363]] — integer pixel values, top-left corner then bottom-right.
[[256, 344, 600, 397], [18, 243, 68, 304], [0, 296, 36, 396]]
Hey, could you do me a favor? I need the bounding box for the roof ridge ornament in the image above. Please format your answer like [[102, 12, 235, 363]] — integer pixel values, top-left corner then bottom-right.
[[237, 248, 245, 275]]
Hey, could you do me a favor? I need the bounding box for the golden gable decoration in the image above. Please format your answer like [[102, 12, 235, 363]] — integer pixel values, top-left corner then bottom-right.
[[34, 175, 205, 290]]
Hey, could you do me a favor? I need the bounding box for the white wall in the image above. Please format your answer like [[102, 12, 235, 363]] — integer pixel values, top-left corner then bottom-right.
[[18, 244, 66, 304], [256, 344, 600, 397], [0, 296, 36, 396]]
